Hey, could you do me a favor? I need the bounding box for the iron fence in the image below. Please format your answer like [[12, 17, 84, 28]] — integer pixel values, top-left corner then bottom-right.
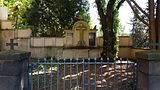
[[29, 58, 137, 90]]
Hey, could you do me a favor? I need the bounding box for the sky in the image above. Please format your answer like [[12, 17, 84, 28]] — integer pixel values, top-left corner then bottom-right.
[[88, 0, 147, 34]]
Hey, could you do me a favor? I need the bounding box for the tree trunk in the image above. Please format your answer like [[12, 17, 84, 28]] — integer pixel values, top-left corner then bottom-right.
[[95, 0, 124, 58], [156, 0, 160, 49], [101, 0, 117, 58], [149, 0, 156, 49]]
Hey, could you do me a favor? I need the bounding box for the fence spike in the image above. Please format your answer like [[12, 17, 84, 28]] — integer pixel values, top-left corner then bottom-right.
[[82, 58, 85, 63], [51, 57, 53, 61], [107, 57, 110, 61], [44, 58, 47, 61], [76, 58, 79, 61], [64, 58, 66, 61], [70, 58, 72, 61]]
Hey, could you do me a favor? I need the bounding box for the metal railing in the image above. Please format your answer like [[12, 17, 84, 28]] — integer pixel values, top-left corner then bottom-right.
[[29, 58, 137, 90]]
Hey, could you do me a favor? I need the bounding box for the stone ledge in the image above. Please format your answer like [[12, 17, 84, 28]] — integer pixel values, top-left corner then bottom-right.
[[0, 50, 31, 61], [136, 50, 160, 61]]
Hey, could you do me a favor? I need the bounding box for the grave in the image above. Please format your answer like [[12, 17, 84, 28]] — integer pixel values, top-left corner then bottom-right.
[[0, 50, 31, 90], [64, 17, 97, 47]]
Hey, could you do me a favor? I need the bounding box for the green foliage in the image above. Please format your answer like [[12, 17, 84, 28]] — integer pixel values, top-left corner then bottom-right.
[[4, 0, 31, 28], [27, 0, 90, 37], [4, 0, 90, 37], [113, 10, 121, 56], [130, 7, 149, 48], [0, 0, 4, 6]]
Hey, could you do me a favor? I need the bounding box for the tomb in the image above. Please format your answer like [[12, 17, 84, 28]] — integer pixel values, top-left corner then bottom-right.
[[64, 17, 97, 48], [62, 17, 101, 58]]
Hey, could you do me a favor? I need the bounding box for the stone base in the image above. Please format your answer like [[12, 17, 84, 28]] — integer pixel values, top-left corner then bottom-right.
[[136, 50, 160, 90], [0, 76, 21, 90], [0, 50, 30, 90]]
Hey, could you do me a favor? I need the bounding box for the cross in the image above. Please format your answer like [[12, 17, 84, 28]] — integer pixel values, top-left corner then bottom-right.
[[76, 23, 87, 46], [6, 39, 18, 50]]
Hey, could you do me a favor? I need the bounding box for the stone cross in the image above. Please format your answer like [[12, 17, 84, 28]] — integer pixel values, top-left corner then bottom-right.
[[6, 39, 18, 50], [76, 23, 87, 46]]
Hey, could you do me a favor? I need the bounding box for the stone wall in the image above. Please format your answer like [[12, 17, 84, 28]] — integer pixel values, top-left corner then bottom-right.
[[136, 51, 160, 90], [0, 22, 149, 59]]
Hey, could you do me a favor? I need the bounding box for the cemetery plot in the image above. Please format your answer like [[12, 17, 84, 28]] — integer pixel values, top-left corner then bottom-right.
[[30, 59, 137, 90]]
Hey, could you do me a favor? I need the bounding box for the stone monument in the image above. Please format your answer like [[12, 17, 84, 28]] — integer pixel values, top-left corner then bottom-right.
[[64, 17, 97, 47], [0, 50, 31, 90]]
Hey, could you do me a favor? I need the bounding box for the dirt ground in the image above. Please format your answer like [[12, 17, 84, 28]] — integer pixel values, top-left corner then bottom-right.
[[32, 63, 136, 90]]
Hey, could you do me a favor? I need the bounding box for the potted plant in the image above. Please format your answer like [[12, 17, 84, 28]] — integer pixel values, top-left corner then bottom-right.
[[0, 0, 8, 20]]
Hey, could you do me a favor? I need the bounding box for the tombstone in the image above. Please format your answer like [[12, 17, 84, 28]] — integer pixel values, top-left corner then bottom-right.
[[0, 50, 31, 90], [64, 18, 97, 47]]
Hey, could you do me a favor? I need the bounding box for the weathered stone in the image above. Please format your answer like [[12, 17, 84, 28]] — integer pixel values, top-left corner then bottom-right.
[[0, 7, 8, 20], [74, 49, 89, 58], [149, 76, 160, 90], [136, 50, 160, 61], [63, 49, 74, 58], [55, 38, 64, 46], [44, 38, 54, 46], [0, 76, 20, 90], [88, 49, 101, 58], [15, 29, 31, 38], [0, 20, 13, 29], [0, 50, 30, 90], [31, 37, 44, 47], [136, 50, 160, 90]]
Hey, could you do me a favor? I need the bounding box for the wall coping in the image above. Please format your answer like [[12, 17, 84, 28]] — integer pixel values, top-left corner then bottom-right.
[[0, 50, 31, 61], [136, 50, 160, 61]]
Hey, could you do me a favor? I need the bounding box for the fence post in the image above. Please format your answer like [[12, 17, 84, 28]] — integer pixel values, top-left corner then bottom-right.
[[136, 50, 160, 90], [0, 50, 31, 90]]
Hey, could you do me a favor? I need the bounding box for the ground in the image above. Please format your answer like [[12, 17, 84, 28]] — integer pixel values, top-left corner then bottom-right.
[[30, 60, 136, 90]]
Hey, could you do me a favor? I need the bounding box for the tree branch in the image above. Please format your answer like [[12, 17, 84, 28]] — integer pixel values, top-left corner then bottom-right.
[[130, 0, 149, 18], [95, 0, 105, 20], [116, 0, 125, 10], [126, 0, 149, 27]]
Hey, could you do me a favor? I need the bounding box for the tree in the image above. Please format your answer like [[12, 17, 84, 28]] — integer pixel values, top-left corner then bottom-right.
[[95, 0, 125, 58], [130, 7, 149, 48], [27, 0, 90, 37], [4, 0, 30, 28], [126, 0, 160, 49]]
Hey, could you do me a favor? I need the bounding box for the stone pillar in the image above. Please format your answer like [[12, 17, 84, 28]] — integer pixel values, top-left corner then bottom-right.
[[0, 7, 8, 20], [136, 50, 160, 90], [0, 50, 31, 90]]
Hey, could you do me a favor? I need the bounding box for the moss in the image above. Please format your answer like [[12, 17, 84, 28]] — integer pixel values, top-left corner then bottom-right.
[[0, 50, 28, 54]]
